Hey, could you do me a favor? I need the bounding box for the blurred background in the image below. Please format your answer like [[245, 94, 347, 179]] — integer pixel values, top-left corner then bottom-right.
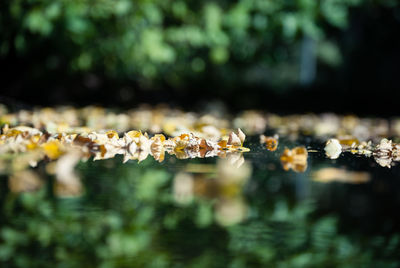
[[1, 0, 400, 114]]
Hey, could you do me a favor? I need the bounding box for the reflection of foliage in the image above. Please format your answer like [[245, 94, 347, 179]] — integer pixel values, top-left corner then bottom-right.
[[1, 157, 400, 267], [228, 201, 396, 267], [1, 0, 395, 88]]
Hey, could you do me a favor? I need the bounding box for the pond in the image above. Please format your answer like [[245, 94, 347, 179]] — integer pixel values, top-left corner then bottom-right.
[[1, 107, 400, 267], [1, 131, 400, 267]]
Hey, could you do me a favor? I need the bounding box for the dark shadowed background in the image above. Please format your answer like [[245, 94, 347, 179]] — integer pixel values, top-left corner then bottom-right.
[[1, 0, 399, 115]]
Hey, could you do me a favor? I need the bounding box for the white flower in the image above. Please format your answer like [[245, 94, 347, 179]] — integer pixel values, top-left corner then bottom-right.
[[324, 139, 342, 159]]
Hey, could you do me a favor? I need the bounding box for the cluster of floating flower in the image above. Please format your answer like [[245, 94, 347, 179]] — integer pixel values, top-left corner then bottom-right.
[[2, 105, 399, 141], [1, 104, 399, 174], [324, 137, 400, 168], [0, 125, 249, 165]]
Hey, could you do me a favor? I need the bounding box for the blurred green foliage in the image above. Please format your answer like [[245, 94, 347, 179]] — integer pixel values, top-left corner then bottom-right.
[[1, 0, 396, 88]]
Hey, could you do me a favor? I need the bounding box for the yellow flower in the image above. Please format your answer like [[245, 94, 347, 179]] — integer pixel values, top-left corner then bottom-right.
[[42, 140, 64, 160]]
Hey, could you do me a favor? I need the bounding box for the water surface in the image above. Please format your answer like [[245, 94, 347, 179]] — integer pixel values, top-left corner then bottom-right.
[[1, 136, 400, 267]]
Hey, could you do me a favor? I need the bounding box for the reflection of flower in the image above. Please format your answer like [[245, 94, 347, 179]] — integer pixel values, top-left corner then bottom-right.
[[280, 146, 308, 172], [226, 153, 245, 168], [173, 172, 194, 205], [9, 170, 43, 193], [215, 198, 247, 226], [312, 168, 370, 184], [172, 158, 252, 226], [54, 150, 83, 197], [218, 158, 251, 187]]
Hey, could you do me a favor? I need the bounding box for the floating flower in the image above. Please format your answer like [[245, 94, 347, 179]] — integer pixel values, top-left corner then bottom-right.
[[374, 138, 395, 168], [150, 134, 166, 162], [228, 128, 245, 147], [0, 123, 250, 168], [260, 134, 279, 151], [42, 140, 64, 160], [324, 139, 342, 159]]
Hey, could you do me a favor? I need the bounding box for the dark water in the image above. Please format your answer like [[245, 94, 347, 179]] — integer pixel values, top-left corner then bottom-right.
[[1, 136, 400, 267]]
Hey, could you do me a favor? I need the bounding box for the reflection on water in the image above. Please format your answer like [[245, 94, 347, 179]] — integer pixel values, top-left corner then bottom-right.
[[280, 146, 308, 172], [173, 158, 251, 226], [311, 167, 371, 184]]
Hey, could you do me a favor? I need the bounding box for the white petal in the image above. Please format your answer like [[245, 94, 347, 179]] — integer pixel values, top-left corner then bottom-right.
[[237, 128, 246, 144]]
